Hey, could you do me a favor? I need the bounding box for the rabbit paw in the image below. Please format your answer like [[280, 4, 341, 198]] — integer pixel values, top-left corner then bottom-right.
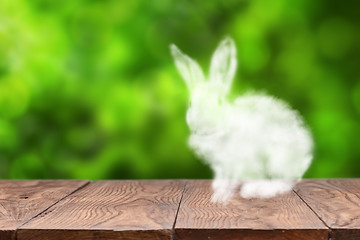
[[210, 179, 238, 203], [240, 180, 293, 199]]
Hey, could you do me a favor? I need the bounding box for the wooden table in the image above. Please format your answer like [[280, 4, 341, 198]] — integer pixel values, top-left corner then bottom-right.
[[0, 179, 359, 240]]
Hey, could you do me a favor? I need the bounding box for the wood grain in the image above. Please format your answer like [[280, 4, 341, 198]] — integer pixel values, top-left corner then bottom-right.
[[18, 180, 185, 240], [174, 180, 329, 240], [294, 179, 360, 240], [0, 180, 88, 240]]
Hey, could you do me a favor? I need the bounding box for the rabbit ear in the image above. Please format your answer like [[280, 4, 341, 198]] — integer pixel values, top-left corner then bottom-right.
[[170, 44, 205, 91], [209, 37, 237, 95]]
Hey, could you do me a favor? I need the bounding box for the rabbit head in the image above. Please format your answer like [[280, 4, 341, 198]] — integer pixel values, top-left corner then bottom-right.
[[171, 37, 237, 135]]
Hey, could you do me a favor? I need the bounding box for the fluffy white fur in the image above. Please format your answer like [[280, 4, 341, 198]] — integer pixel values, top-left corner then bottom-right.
[[171, 37, 313, 201]]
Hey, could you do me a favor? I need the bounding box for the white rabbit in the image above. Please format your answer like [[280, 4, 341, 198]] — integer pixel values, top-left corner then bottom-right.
[[170, 37, 313, 201]]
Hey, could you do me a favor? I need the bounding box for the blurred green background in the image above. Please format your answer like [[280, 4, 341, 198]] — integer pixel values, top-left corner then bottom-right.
[[0, 0, 359, 180]]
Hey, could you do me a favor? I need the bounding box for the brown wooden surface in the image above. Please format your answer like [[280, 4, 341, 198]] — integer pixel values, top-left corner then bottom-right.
[[174, 180, 329, 240], [0, 179, 358, 239], [294, 179, 360, 240], [18, 180, 185, 240], [0, 180, 88, 240]]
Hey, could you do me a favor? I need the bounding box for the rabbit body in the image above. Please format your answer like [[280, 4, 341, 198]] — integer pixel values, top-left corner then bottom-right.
[[171, 37, 313, 200], [189, 93, 312, 179]]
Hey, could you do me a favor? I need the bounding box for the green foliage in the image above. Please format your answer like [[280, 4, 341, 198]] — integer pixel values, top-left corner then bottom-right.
[[0, 0, 359, 179]]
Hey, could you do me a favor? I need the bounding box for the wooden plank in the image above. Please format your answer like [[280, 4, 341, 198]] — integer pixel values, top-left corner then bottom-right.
[[174, 180, 329, 240], [0, 180, 89, 240], [294, 179, 360, 240], [18, 180, 185, 240]]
